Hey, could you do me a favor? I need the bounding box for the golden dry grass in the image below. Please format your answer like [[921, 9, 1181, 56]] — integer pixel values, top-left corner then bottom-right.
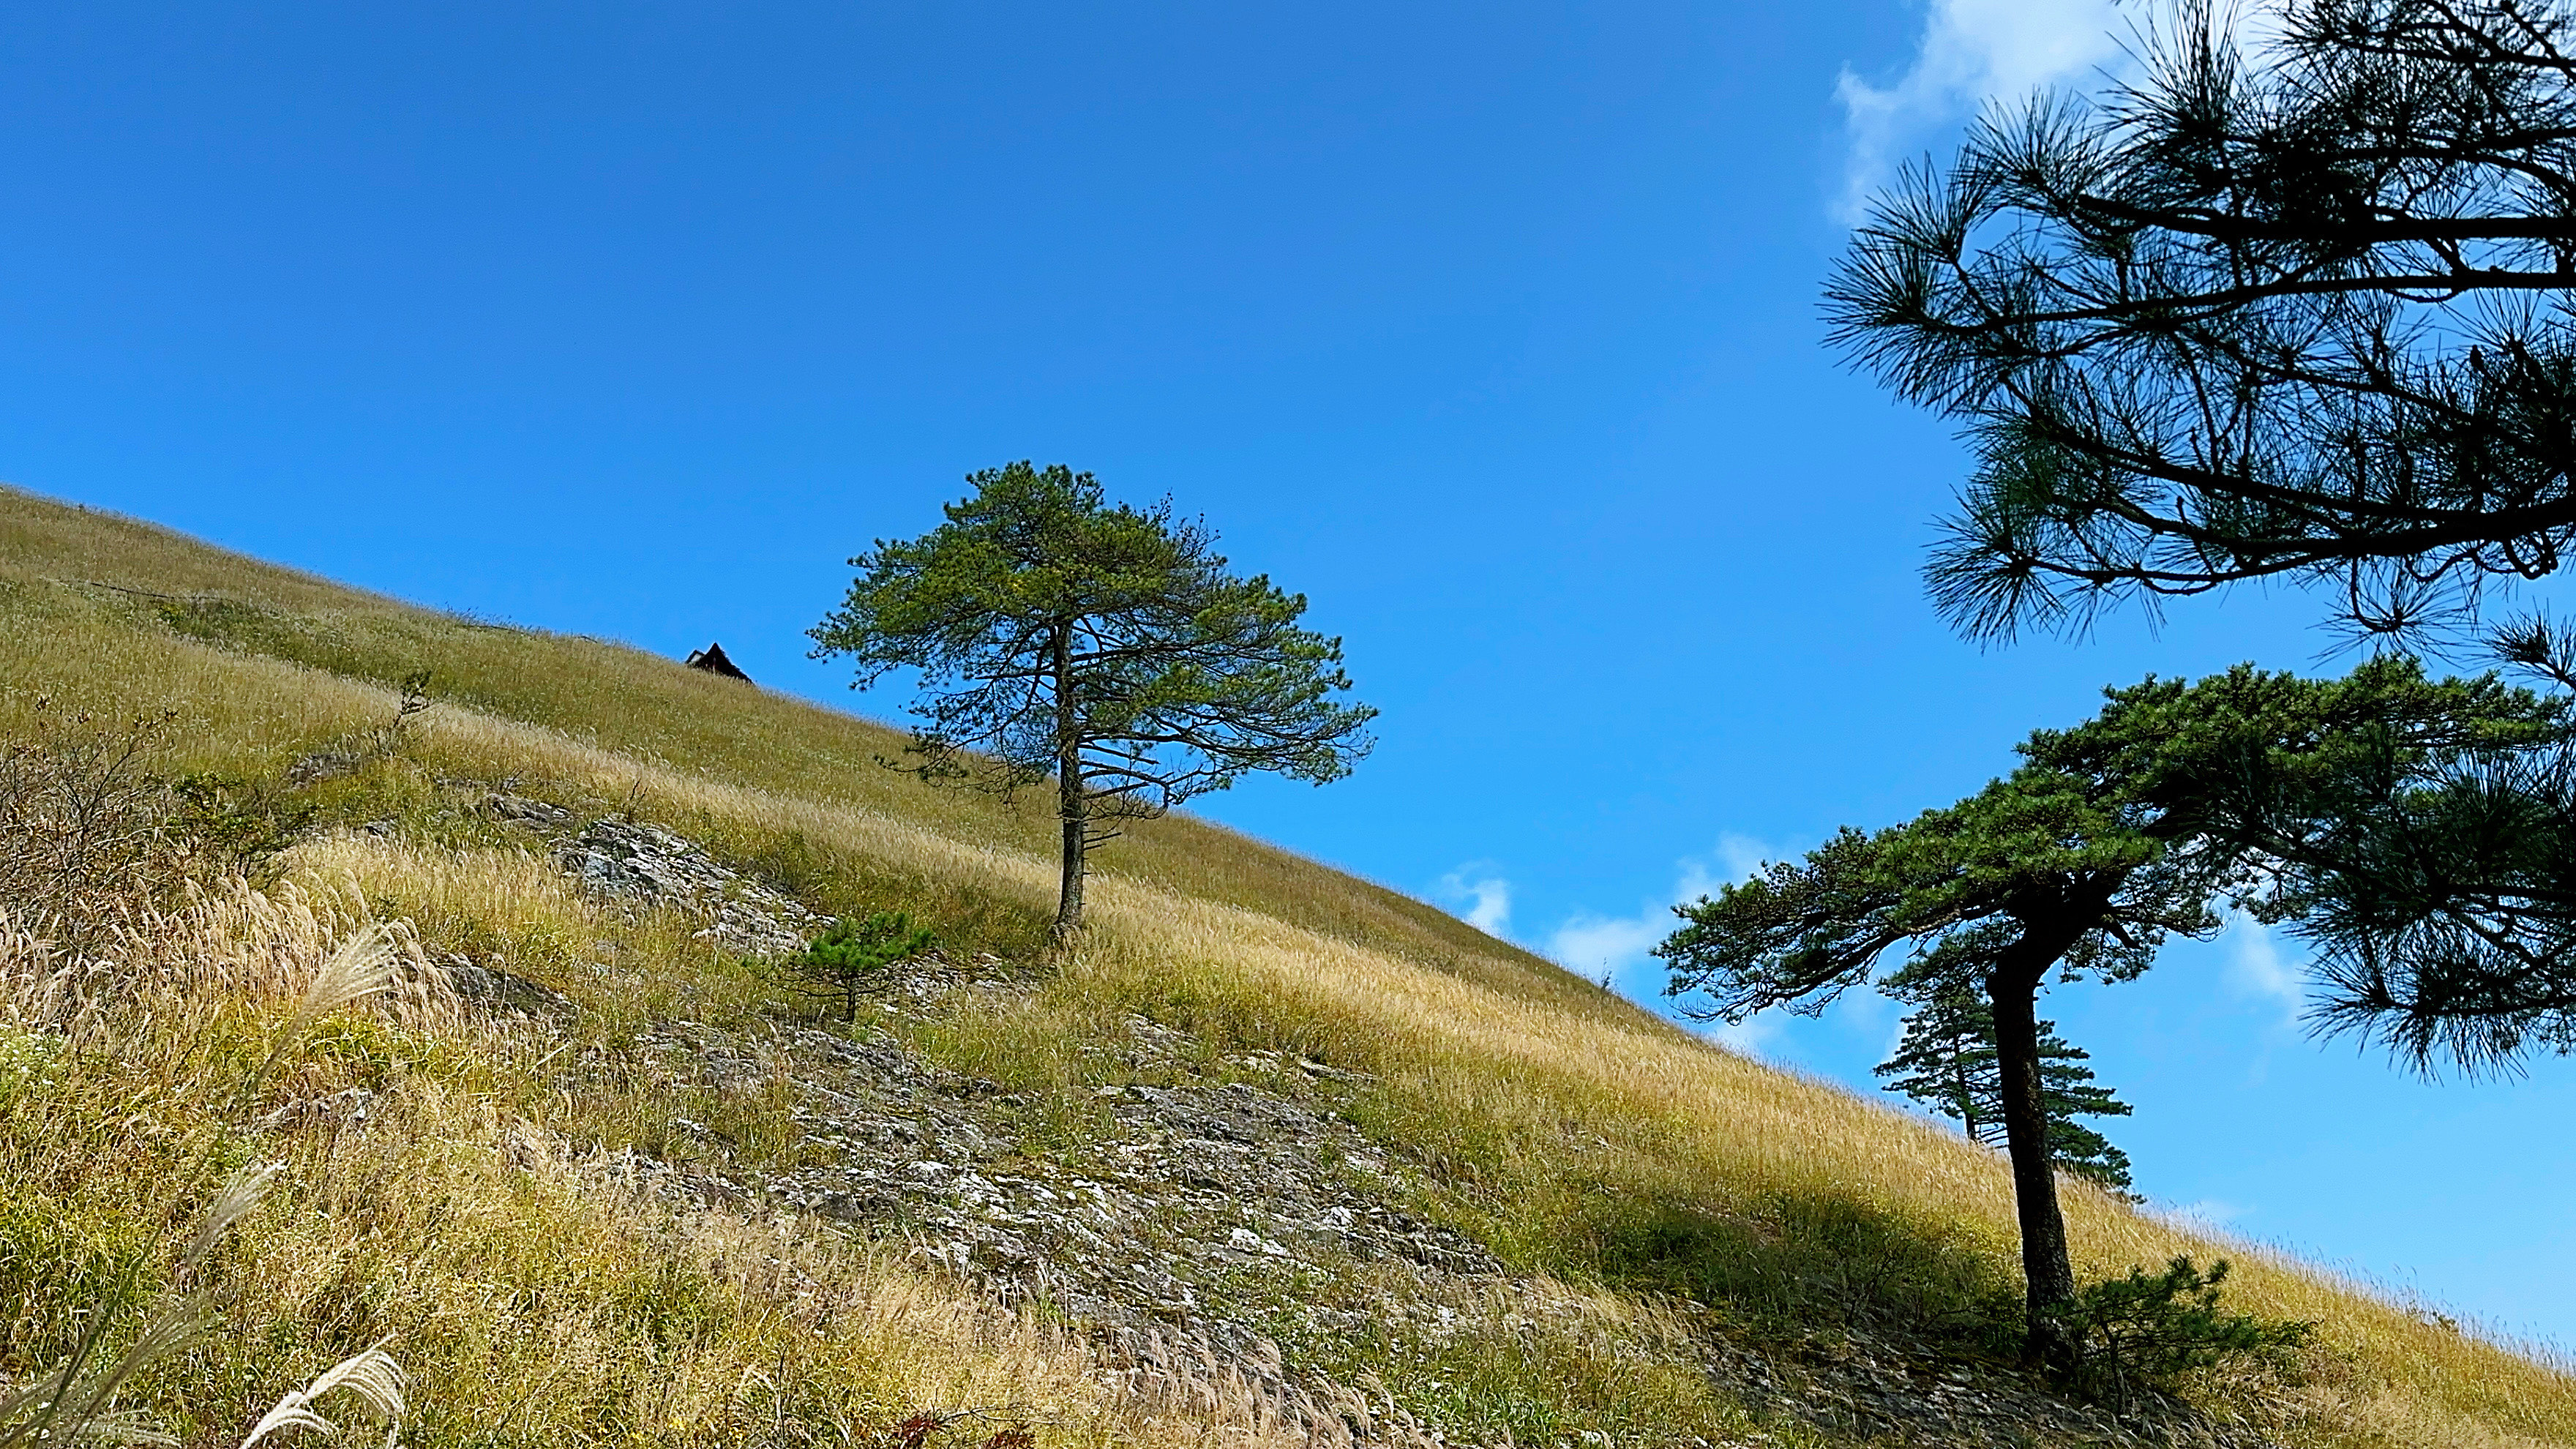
[[0, 872, 1161, 1447], [4, 481, 2573, 1445]]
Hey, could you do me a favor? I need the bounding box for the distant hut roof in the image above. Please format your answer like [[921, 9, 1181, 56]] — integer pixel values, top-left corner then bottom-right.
[[684, 642, 753, 684]]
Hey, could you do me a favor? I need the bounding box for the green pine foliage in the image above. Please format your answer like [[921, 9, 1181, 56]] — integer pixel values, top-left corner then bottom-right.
[[1874, 983, 2136, 1197], [808, 461, 1375, 936], [790, 912, 938, 1021], [2064, 1257, 2314, 1409], [2030, 654, 2576, 1076]]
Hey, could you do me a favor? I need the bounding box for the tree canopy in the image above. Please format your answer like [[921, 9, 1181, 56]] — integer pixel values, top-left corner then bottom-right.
[[810, 462, 1375, 936], [1827, 0, 2576, 643], [1657, 657, 2553, 1365], [2026, 656, 2571, 1072]]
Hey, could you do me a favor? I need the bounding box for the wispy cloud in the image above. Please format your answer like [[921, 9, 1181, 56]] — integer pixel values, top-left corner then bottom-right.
[[1834, 0, 2129, 220], [1832, 1, 2304, 222], [1547, 910, 1669, 984], [1546, 836, 1783, 993], [2221, 910, 2302, 1019], [1436, 866, 1514, 938], [1701, 1014, 1785, 1059], [2154, 1197, 2250, 1235], [1712, 832, 1775, 883]]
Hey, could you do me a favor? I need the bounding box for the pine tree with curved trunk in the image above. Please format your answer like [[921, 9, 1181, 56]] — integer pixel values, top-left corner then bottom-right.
[[1656, 657, 2550, 1368], [1658, 787, 2208, 1371], [810, 462, 1376, 940]]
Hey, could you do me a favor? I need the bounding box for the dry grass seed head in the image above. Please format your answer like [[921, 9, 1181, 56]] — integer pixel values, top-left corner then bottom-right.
[[284, 925, 400, 1038], [239, 1345, 407, 1449], [185, 1163, 282, 1276]]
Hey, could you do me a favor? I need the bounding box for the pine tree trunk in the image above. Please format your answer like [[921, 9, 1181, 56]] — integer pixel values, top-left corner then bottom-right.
[[1953, 1038, 1982, 1145], [1987, 944, 2078, 1373], [1051, 621, 1087, 940], [1055, 785, 1085, 938]]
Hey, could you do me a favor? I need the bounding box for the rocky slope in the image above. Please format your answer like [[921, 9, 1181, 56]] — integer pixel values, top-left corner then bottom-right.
[[455, 791, 2285, 1449]]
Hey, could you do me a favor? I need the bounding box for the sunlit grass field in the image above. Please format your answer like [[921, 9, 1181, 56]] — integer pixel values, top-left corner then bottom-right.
[[4, 482, 2573, 1447]]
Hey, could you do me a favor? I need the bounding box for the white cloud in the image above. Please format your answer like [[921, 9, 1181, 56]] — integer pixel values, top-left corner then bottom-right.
[[1834, 0, 2130, 220], [2221, 910, 2302, 1016], [1547, 912, 1668, 982], [1545, 836, 1785, 993], [1832, 1, 2305, 221], [1436, 866, 1514, 939], [1713, 832, 1775, 885], [1701, 1014, 1784, 1059]]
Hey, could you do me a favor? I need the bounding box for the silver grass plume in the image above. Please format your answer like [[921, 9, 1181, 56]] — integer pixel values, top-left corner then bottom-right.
[[237, 1345, 407, 1448], [184, 1162, 280, 1276], [237, 925, 403, 1114], [285, 926, 400, 1038]]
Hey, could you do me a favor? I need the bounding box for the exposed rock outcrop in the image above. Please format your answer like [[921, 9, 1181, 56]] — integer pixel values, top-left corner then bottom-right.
[[476, 800, 2288, 1448], [481, 793, 824, 959], [613, 975, 2280, 1449]]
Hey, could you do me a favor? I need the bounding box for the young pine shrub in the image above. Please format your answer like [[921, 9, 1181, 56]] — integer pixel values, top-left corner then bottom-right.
[[2064, 1257, 2313, 1411], [790, 913, 937, 1020]]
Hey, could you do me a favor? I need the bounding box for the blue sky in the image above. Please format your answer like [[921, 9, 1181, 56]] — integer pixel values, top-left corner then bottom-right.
[[7, 0, 2573, 1349]]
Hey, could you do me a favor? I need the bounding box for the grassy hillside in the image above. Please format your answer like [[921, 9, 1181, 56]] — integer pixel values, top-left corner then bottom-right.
[[3, 482, 2571, 1448]]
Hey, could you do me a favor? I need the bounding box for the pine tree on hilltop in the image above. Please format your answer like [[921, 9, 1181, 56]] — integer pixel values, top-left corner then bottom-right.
[[1875, 981, 2137, 1197]]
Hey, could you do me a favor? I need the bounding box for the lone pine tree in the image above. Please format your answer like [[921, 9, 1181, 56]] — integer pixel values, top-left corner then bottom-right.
[[1875, 978, 2136, 1197], [810, 462, 1376, 938], [1657, 658, 2552, 1369]]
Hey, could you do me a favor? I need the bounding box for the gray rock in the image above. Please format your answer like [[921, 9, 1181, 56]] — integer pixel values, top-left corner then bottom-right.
[[439, 952, 577, 1022], [482, 791, 571, 828], [476, 795, 825, 960]]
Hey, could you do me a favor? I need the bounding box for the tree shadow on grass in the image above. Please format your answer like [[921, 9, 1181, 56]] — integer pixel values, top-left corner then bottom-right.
[[1568, 1183, 2023, 1355]]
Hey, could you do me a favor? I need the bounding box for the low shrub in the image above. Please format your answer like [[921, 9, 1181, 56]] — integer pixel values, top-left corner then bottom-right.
[[0, 700, 187, 954], [2064, 1257, 2313, 1409], [173, 771, 317, 879], [789, 912, 937, 1019]]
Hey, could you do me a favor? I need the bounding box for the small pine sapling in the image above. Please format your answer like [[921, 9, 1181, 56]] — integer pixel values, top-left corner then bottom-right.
[[1876, 979, 2138, 1197], [793, 912, 937, 1020], [2064, 1257, 2313, 1410]]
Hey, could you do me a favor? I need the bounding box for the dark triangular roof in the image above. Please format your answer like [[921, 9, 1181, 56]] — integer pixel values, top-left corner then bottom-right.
[[683, 641, 752, 683]]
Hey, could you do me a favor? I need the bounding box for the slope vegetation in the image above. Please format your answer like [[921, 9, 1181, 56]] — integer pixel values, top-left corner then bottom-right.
[[1, 484, 2569, 1448]]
